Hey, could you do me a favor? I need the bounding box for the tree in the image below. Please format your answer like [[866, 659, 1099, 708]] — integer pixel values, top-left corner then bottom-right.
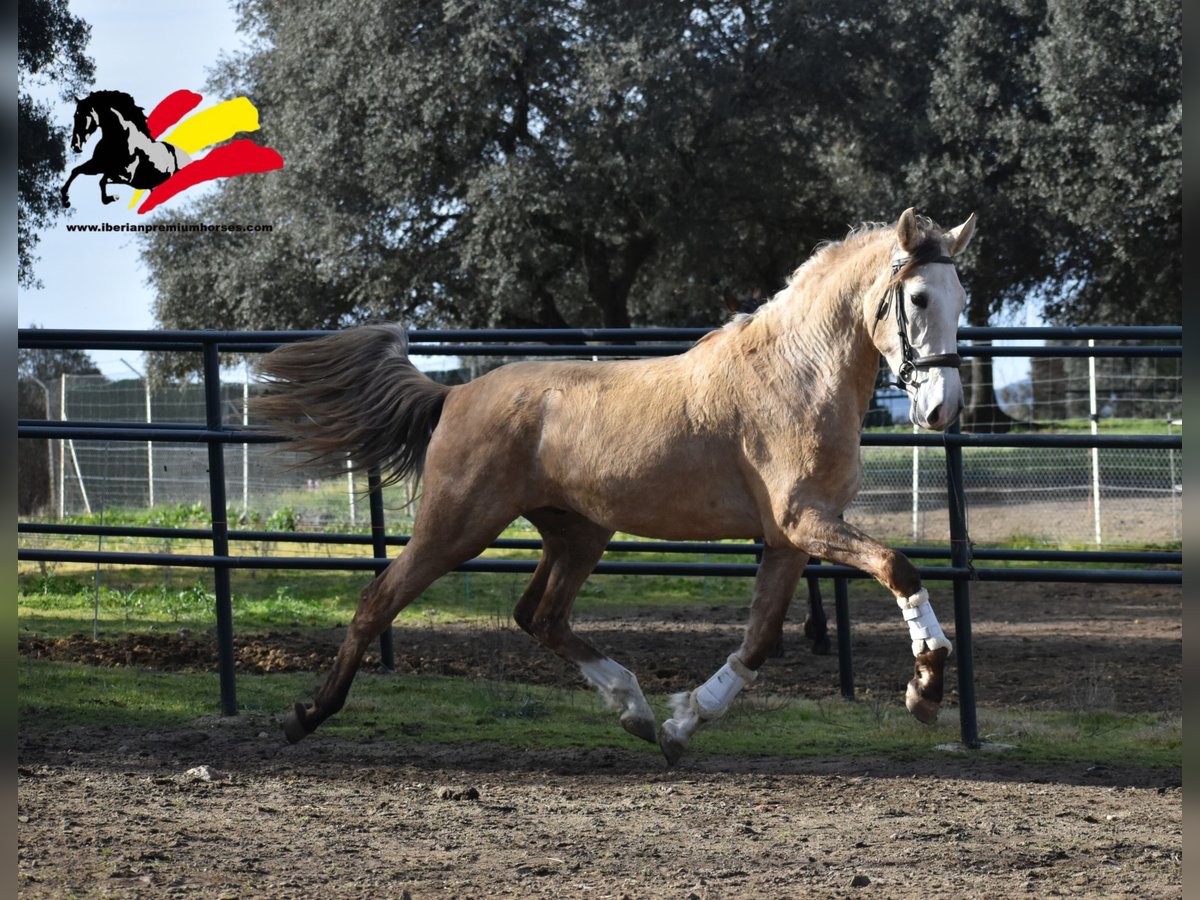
[[141, 0, 1180, 428], [905, 0, 1179, 430], [18, 0, 94, 288], [18, 345, 102, 385], [908, 0, 1056, 431], [1029, 0, 1181, 325], [141, 1, 939, 337]]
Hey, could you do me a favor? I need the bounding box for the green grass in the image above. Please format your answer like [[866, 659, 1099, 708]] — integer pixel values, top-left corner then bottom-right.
[[17, 546, 764, 639], [864, 417, 1182, 436], [17, 658, 1181, 770]]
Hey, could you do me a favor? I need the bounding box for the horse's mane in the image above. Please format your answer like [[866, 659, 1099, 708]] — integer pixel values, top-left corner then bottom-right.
[[709, 216, 950, 344], [795, 216, 948, 285], [82, 91, 151, 136]]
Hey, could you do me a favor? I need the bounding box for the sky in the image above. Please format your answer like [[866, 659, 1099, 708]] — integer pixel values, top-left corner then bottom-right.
[[19, 1, 1033, 388], [18, 0, 244, 379]]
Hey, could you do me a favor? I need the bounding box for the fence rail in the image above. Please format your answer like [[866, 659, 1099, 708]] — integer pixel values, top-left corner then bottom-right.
[[17, 326, 1183, 749]]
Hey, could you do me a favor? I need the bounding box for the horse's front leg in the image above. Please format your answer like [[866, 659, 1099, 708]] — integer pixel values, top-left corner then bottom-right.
[[60, 156, 105, 208], [659, 546, 808, 765], [788, 510, 951, 724]]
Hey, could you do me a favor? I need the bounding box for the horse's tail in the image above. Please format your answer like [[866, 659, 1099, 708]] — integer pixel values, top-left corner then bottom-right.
[[256, 323, 451, 486]]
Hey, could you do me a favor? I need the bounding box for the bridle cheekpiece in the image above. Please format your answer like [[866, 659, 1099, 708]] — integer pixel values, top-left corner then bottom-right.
[[875, 253, 961, 390]]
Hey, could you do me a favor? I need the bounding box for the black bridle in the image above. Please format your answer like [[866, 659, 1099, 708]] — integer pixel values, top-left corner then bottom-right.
[[875, 254, 962, 389]]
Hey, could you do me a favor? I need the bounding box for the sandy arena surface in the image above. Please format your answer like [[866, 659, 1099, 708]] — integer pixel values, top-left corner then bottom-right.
[[18, 581, 1182, 897]]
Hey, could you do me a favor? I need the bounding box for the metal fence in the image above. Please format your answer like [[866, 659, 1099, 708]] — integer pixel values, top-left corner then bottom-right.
[[25, 347, 1182, 549], [17, 326, 1183, 749]]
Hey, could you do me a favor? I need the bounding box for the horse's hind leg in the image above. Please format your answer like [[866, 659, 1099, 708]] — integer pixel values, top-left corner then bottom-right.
[[659, 546, 807, 764], [283, 503, 517, 743], [803, 577, 831, 655], [514, 509, 657, 744]]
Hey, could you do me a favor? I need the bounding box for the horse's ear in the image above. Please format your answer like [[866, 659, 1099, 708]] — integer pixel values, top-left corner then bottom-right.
[[947, 212, 977, 257], [721, 288, 740, 314], [896, 207, 919, 252]]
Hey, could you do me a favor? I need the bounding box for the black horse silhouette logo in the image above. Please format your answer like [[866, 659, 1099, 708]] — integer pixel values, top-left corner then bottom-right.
[[61, 91, 191, 208]]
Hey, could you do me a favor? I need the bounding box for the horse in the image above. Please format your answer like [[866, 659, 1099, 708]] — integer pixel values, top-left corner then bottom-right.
[[60, 91, 191, 208], [258, 208, 976, 765]]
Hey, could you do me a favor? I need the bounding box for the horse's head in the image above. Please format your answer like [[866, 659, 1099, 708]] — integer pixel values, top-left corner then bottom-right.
[[70, 96, 100, 153], [871, 208, 976, 432]]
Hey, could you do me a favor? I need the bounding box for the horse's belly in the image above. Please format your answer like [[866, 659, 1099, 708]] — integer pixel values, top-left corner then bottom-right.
[[543, 453, 762, 541], [601, 501, 763, 542]]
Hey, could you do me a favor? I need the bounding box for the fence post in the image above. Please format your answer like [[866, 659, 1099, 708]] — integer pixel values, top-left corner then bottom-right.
[[58, 374, 67, 518], [1088, 339, 1102, 545], [203, 342, 238, 716], [1168, 418, 1181, 542], [911, 423, 920, 541], [368, 468, 396, 670], [146, 377, 154, 508], [242, 361, 250, 520], [944, 420, 979, 747], [28, 375, 56, 518], [833, 575, 854, 700]]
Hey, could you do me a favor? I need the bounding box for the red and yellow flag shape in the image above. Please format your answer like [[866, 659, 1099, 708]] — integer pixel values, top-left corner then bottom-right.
[[131, 89, 284, 214]]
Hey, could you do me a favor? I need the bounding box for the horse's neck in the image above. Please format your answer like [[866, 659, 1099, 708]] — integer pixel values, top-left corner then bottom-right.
[[747, 243, 886, 414]]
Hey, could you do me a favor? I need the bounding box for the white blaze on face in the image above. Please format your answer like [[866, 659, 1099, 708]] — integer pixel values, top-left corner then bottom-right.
[[890, 258, 966, 432]]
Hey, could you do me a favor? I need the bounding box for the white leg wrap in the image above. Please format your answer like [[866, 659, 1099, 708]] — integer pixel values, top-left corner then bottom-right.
[[661, 655, 758, 756], [897, 588, 952, 656], [578, 658, 654, 720], [693, 654, 757, 719]]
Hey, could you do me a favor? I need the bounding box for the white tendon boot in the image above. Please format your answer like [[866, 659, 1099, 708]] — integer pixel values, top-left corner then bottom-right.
[[897, 587, 951, 725], [577, 657, 657, 743], [897, 587, 952, 657], [659, 654, 757, 765]]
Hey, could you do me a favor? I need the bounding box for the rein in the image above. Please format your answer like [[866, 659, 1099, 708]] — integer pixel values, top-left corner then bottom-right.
[[875, 254, 961, 389]]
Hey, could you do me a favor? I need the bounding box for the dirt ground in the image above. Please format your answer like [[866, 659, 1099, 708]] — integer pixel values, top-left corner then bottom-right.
[[18, 582, 1183, 898]]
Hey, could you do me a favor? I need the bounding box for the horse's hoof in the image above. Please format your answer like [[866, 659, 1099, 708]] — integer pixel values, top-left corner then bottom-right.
[[658, 721, 688, 767], [621, 714, 658, 745], [810, 635, 832, 656], [905, 682, 940, 725], [282, 702, 311, 744], [101, 195, 114, 205]]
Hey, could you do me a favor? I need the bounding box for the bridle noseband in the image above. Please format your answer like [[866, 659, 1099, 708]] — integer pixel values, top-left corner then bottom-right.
[[875, 254, 961, 389]]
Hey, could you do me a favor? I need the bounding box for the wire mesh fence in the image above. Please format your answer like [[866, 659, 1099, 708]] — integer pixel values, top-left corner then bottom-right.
[[18, 344, 1183, 551]]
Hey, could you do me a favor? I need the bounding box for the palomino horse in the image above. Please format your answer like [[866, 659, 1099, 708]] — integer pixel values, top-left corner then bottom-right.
[[60, 91, 191, 208], [259, 208, 976, 764]]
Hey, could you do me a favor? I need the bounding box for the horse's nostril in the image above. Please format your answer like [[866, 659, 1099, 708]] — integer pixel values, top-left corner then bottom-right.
[[928, 404, 943, 428]]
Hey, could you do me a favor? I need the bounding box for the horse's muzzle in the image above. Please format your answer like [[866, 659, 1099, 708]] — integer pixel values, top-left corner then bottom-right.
[[911, 369, 964, 432]]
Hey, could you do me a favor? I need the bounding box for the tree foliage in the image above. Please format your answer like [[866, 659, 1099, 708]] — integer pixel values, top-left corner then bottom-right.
[[18, 327, 102, 384], [18, 0, 94, 288], [1029, 0, 1181, 324], [140, 0, 1180, 341]]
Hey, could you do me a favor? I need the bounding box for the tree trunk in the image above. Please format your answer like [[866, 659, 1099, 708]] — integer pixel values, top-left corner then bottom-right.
[[583, 235, 655, 329]]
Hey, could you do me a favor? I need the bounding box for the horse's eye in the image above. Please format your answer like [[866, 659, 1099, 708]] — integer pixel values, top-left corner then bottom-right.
[[911, 292, 929, 309]]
